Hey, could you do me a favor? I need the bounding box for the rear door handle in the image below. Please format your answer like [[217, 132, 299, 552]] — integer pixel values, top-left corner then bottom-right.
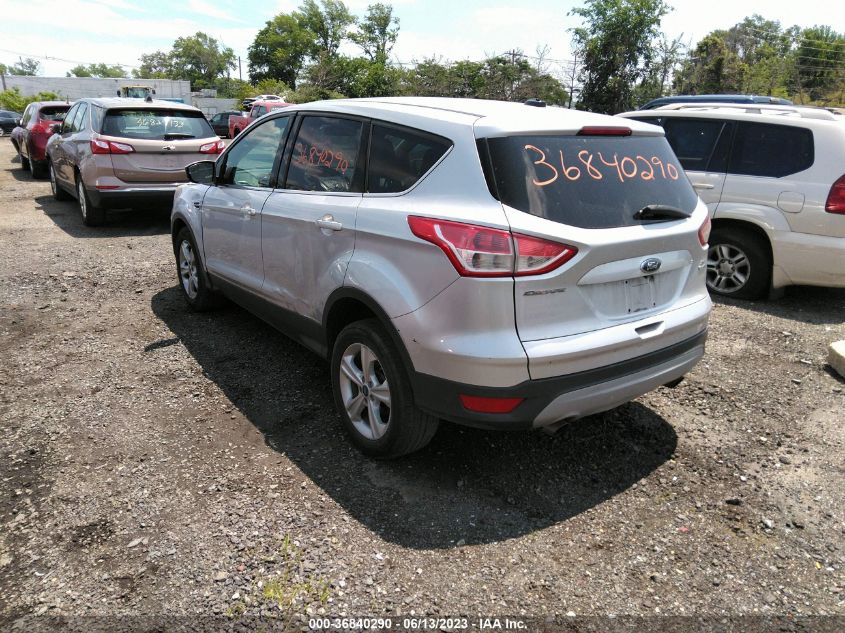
[[692, 183, 715, 190], [316, 215, 343, 231], [242, 205, 257, 218]]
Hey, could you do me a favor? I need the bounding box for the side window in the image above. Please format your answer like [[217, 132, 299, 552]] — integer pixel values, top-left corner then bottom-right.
[[222, 116, 290, 188], [729, 122, 814, 178], [285, 116, 363, 193], [71, 103, 88, 133], [254, 106, 266, 117], [61, 104, 80, 133], [705, 121, 734, 173], [21, 105, 33, 126], [662, 118, 725, 171], [367, 123, 451, 193]]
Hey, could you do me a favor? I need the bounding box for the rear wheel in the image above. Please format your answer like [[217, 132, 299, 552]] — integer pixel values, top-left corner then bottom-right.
[[331, 319, 439, 459], [18, 145, 30, 171], [706, 228, 771, 300], [30, 157, 46, 179], [77, 175, 105, 226], [175, 227, 220, 311]]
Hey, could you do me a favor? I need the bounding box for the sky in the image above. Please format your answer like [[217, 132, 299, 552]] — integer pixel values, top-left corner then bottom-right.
[[0, 0, 838, 79]]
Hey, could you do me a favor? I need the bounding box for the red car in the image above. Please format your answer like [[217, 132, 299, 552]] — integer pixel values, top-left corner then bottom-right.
[[11, 101, 72, 178]]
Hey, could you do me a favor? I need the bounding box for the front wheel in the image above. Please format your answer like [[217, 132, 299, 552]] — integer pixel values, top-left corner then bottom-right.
[[706, 228, 771, 300], [50, 162, 71, 201], [331, 319, 439, 459]]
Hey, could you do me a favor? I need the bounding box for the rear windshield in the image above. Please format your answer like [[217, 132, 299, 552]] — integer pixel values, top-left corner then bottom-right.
[[485, 135, 698, 229], [39, 107, 70, 121], [101, 109, 215, 140]]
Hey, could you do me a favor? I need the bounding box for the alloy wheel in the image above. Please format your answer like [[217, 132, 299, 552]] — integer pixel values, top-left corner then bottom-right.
[[338, 342, 392, 440], [77, 179, 87, 220], [706, 243, 751, 294], [178, 239, 199, 300]]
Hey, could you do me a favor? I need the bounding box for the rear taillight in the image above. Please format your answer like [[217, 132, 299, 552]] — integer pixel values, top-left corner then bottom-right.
[[513, 232, 578, 276], [90, 139, 135, 154], [407, 216, 577, 278], [826, 174, 845, 214], [698, 215, 711, 247], [200, 140, 226, 154], [408, 216, 513, 277]]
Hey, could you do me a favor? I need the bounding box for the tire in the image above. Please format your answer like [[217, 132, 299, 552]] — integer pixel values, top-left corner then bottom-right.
[[19, 146, 30, 171], [174, 227, 220, 311], [49, 162, 70, 201], [77, 175, 105, 226], [30, 157, 46, 179], [706, 227, 771, 300], [331, 319, 439, 459]]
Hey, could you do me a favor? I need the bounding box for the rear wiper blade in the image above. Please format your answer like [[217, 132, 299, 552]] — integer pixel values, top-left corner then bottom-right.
[[633, 204, 691, 221], [163, 132, 195, 139]]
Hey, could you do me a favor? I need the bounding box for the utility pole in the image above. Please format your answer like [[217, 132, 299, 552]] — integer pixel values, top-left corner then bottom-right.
[[238, 56, 242, 81]]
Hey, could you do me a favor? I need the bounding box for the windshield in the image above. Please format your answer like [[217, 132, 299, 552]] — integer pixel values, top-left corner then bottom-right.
[[484, 134, 698, 229], [102, 109, 215, 140], [124, 87, 149, 98]]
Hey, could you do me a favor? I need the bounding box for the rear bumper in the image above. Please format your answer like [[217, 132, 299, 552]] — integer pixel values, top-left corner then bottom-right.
[[87, 186, 177, 210], [411, 330, 707, 430], [771, 230, 845, 289]]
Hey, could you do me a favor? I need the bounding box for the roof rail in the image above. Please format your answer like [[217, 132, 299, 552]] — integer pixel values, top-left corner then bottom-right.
[[653, 103, 837, 120]]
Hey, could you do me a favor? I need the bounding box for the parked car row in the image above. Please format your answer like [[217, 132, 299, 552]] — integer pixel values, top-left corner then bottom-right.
[[618, 103, 845, 298], [8, 98, 225, 225]]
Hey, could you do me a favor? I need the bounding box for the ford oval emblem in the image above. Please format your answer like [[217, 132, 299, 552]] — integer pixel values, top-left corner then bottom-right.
[[640, 257, 662, 274]]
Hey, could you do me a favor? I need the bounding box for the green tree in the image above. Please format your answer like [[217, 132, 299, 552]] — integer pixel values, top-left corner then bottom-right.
[[67, 63, 126, 78], [351, 3, 399, 62], [170, 32, 235, 88], [570, 0, 670, 113], [299, 0, 356, 58], [0, 88, 60, 111], [794, 26, 845, 101], [674, 31, 747, 94], [8, 57, 40, 76], [134, 51, 174, 79], [248, 13, 313, 88]]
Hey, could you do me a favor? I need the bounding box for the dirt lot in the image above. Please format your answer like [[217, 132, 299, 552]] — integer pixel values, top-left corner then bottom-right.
[[1, 138, 844, 630]]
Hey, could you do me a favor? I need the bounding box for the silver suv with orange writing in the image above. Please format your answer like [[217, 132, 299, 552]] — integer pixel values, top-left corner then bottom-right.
[[171, 97, 711, 458]]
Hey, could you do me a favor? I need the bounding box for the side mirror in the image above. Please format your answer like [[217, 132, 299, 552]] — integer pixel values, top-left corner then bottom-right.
[[51, 123, 62, 135], [185, 160, 216, 185], [16, 118, 22, 127]]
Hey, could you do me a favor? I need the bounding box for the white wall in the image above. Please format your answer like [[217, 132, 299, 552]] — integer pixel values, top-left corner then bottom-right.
[[0, 76, 192, 102]]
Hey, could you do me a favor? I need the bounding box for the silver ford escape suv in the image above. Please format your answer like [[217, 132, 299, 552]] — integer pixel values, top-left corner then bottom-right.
[[171, 97, 712, 458]]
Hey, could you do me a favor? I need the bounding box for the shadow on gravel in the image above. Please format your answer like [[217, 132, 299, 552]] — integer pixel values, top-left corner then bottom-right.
[[152, 285, 677, 550], [712, 286, 845, 325], [33, 195, 170, 238], [4, 163, 34, 182]]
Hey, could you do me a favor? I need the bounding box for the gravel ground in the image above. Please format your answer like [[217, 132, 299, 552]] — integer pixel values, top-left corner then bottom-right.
[[1, 139, 844, 631]]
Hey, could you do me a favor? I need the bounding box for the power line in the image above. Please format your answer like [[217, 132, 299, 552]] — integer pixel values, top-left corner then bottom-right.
[[0, 47, 140, 70]]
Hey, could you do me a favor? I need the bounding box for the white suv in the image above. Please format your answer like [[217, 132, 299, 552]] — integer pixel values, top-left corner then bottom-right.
[[172, 98, 711, 458], [619, 104, 845, 299]]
